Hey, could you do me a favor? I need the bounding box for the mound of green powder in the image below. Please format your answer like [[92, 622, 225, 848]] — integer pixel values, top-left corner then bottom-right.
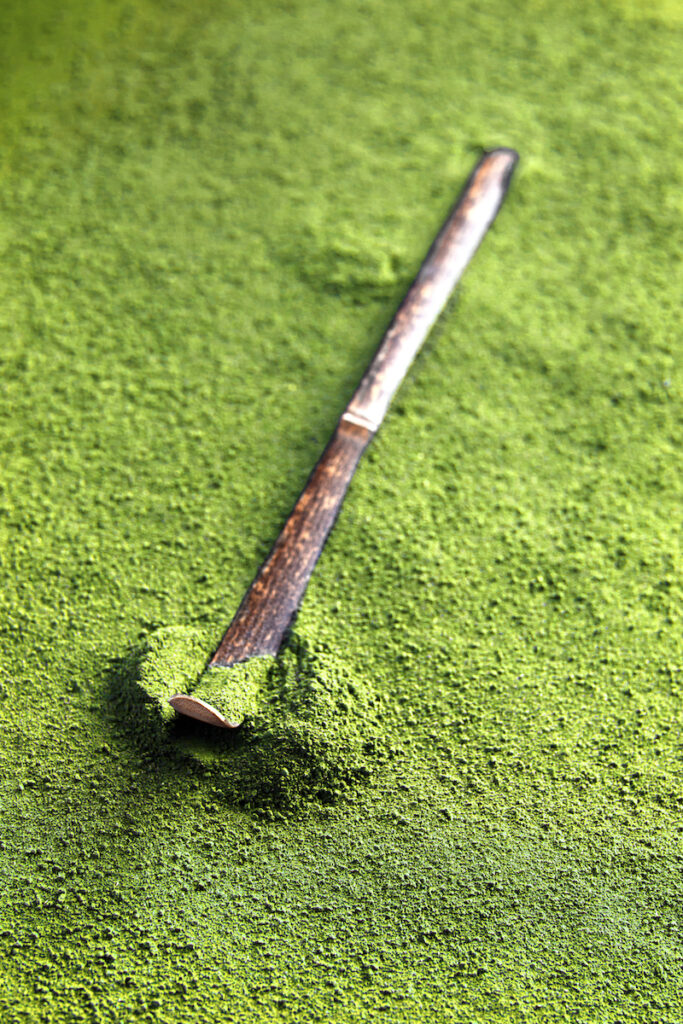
[[193, 658, 272, 725], [119, 626, 386, 809], [118, 625, 210, 749], [178, 634, 387, 811]]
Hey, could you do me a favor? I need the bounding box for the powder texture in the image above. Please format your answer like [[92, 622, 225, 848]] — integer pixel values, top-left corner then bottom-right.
[[139, 626, 208, 708], [1, 0, 683, 1022], [113, 625, 210, 749], [178, 635, 386, 810], [193, 659, 271, 725]]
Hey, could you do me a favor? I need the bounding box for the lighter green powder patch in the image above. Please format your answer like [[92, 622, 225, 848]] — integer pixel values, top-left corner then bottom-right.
[[120, 625, 211, 748], [138, 625, 209, 706], [193, 658, 272, 724]]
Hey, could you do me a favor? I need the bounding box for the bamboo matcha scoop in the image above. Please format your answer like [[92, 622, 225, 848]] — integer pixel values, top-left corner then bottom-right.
[[169, 147, 518, 728]]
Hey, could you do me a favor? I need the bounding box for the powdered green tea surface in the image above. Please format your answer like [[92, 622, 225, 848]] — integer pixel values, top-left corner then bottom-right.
[[1, 1, 682, 1021]]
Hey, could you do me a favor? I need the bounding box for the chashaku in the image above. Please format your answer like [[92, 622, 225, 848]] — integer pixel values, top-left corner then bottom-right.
[[162, 147, 519, 728]]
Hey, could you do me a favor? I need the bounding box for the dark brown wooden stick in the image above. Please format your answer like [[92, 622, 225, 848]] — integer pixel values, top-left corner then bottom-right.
[[209, 417, 371, 666], [210, 147, 517, 668], [170, 148, 518, 723]]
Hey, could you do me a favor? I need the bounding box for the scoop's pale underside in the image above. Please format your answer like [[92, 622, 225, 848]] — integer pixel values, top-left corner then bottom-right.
[[168, 694, 241, 729]]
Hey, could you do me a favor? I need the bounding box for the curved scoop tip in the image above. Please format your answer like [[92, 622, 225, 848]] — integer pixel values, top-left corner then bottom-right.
[[168, 694, 242, 729]]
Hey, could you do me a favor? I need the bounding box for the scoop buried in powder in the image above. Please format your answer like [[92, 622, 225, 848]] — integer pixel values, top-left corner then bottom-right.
[[169, 659, 271, 728], [132, 626, 386, 810]]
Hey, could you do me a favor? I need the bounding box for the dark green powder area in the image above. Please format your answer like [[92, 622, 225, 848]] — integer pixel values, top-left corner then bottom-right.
[[1, 0, 682, 1021]]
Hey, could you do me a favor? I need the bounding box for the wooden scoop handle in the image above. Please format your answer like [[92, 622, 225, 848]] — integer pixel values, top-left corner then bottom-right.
[[343, 147, 518, 432], [210, 147, 518, 669]]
